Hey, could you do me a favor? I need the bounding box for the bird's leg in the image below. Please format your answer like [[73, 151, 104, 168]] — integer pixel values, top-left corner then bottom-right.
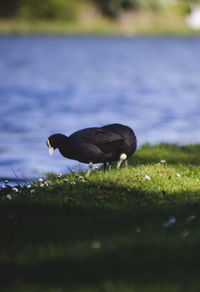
[[117, 160, 122, 169], [86, 162, 93, 178], [125, 160, 128, 168], [117, 153, 127, 169], [108, 162, 112, 172], [103, 162, 107, 172]]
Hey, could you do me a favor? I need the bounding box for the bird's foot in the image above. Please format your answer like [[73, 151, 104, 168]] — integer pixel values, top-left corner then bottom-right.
[[117, 153, 127, 169], [86, 162, 93, 178]]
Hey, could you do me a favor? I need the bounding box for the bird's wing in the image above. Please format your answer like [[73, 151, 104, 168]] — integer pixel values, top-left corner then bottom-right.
[[93, 129, 124, 153], [68, 128, 124, 160], [94, 129, 123, 144]]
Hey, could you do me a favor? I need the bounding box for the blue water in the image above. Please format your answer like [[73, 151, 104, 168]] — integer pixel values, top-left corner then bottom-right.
[[1, 36, 200, 180]]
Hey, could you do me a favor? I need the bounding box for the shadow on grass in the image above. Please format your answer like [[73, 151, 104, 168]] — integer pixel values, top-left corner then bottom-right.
[[0, 194, 200, 289], [0, 244, 200, 288]]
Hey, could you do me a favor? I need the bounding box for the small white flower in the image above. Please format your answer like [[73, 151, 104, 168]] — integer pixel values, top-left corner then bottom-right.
[[39, 178, 44, 182], [70, 181, 76, 185], [27, 184, 32, 188], [79, 176, 83, 180], [160, 160, 166, 164], [44, 180, 51, 186], [97, 195, 104, 201], [162, 216, 176, 228], [30, 189, 35, 194], [186, 214, 196, 223], [144, 175, 151, 181], [135, 227, 141, 233], [12, 187, 19, 192], [91, 241, 102, 249], [182, 231, 190, 238], [40, 183, 45, 187], [6, 194, 12, 200], [56, 173, 63, 178], [176, 173, 181, 177], [63, 178, 68, 182]]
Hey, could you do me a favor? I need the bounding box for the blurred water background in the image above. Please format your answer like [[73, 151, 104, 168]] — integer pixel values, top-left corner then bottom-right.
[[1, 36, 200, 183]]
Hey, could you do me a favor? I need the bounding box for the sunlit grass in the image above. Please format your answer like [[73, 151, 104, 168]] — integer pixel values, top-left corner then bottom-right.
[[1, 143, 200, 291], [0, 10, 200, 35]]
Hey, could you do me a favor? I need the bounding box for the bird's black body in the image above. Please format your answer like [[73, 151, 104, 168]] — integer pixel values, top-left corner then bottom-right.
[[47, 123, 137, 165], [102, 124, 137, 160]]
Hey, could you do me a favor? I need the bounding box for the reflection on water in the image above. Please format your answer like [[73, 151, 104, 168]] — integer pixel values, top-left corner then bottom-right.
[[0, 36, 200, 180]]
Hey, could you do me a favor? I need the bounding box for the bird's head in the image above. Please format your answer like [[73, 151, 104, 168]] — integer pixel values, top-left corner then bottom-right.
[[46, 133, 68, 156]]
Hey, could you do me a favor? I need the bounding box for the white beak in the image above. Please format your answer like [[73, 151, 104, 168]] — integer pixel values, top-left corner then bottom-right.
[[49, 147, 54, 156], [47, 139, 54, 156]]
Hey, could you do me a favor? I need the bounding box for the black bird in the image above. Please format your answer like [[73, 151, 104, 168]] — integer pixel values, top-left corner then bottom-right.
[[46, 123, 137, 176]]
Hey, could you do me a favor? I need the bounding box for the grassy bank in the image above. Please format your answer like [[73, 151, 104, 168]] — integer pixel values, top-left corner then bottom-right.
[[1, 143, 200, 291], [0, 10, 200, 35]]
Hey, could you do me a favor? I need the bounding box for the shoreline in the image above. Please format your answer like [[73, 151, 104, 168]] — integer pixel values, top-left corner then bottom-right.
[[0, 13, 200, 36]]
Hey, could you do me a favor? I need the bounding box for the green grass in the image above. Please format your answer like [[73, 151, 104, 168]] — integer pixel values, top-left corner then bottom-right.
[[1, 143, 200, 291], [1, 10, 200, 36]]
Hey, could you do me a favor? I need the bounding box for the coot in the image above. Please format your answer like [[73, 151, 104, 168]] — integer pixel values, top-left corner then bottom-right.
[[46, 123, 137, 176]]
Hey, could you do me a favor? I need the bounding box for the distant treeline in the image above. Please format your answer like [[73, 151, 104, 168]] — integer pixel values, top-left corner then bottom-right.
[[0, 0, 196, 20]]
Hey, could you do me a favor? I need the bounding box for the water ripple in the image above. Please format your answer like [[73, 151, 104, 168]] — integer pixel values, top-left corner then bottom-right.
[[0, 36, 200, 178]]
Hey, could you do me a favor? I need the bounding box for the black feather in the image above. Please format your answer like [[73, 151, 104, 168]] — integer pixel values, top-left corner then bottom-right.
[[47, 123, 137, 165]]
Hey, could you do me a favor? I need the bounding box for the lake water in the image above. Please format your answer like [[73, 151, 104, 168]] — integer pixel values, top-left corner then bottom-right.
[[1, 36, 200, 182]]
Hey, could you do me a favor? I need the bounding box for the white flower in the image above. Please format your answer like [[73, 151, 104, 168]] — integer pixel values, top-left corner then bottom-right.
[[160, 160, 166, 164], [70, 181, 76, 185], [97, 195, 104, 201], [12, 187, 19, 192], [63, 178, 68, 182], [27, 184, 32, 188], [162, 216, 176, 228], [56, 173, 63, 178], [176, 173, 181, 177], [135, 227, 141, 233], [186, 214, 196, 223], [44, 180, 51, 186], [30, 189, 35, 194], [40, 183, 45, 187], [6, 194, 12, 200], [44, 181, 48, 186], [144, 175, 151, 181], [39, 178, 44, 182], [182, 231, 190, 238], [91, 241, 102, 249]]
